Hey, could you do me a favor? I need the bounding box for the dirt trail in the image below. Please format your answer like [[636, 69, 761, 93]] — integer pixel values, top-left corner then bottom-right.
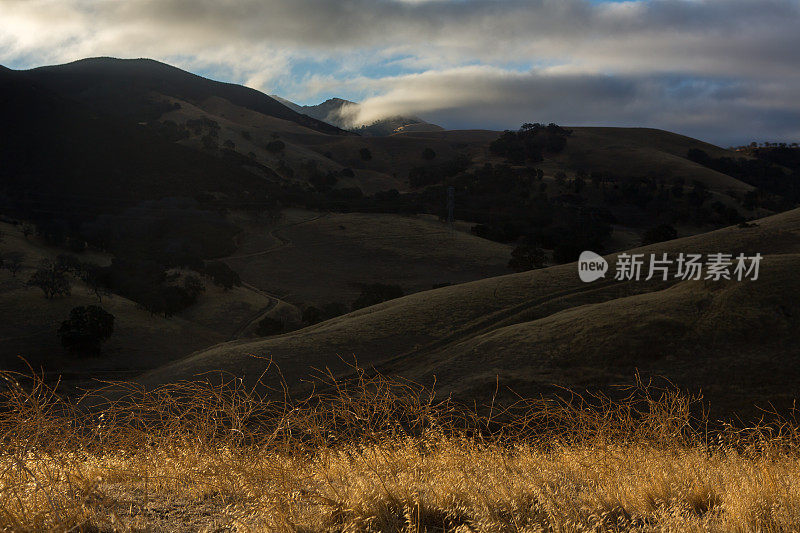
[[224, 212, 329, 339], [225, 212, 328, 260], [228, 283, 280, 340]]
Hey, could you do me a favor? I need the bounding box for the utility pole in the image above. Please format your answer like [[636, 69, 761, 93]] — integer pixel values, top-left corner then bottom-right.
[[446, 186, 455, 234]]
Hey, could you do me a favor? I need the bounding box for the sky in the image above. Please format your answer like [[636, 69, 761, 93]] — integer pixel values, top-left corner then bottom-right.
[[1, 0, 799, 146]]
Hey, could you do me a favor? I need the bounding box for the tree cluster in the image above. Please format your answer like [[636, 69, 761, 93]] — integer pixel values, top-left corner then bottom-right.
[[489, 123, 572, 164]]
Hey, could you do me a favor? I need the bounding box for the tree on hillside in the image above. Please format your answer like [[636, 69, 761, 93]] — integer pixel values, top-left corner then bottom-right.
[[689, 181, 711, 206], [201, 134, 217, 150], [573, 174, 587, 194], [256, 316, 284, 336], [182, 274, 206, 300], [3, 252, 24, 277], [642, 224, 678, 245], [78, 262, 111, 303], [56, 254, 82, 275], [266, 140, 285, 153], [359, 148, 373, 161], [508, 245, 546, 272], [422, 147, 436, 160], [58, 305, 115, 356], [21, 222, 34, 239], [352, 283, 404, 310], [27, 259, 71, 299], [204, 261, 241, 290], [302, 306, 323, 326], [302, 301, 348, 325]]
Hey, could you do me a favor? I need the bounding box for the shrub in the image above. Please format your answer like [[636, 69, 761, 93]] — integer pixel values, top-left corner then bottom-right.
[[322, 301, 348, 318], [508, 245, 546, 272], [309, 171, 339, 193], [1, 252, 24, 277], [201, 134, 217, 150], [302, 306, 323, 325], [302, 302, 348, 325], [256, 316, 284, 336], [266, 140, 286, 153], [553, 241, 583, 264], [21, 222, 34, 239], [642, 224, 678, 245], [422, 147, 436, 160], [359, 148, 373, 161], [182, 274, 206, 300], [204, 261, 241, 290], [78, 261, 110, 302], [57, 305, 115, 356], [352, 283, 404, 310], [27, 260, 71, 299]]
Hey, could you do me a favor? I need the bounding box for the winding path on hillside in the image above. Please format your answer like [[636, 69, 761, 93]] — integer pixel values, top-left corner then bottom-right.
[[224, 212, 329, 340], [225, 212, 329, 260]]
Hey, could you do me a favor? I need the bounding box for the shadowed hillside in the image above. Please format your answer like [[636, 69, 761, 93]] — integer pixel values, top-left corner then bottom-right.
[[0, 65, 279, 223], [20, 57, 346, 135], [3, 57, 797, 411], [141, 207, 800, 418]]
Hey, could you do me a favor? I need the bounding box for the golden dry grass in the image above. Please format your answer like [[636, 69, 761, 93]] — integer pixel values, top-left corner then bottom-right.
[[2, 366, 800, 532]]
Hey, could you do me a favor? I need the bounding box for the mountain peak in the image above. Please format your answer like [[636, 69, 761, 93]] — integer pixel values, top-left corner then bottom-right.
[[321, 97, 357, 106], [274, 95, 443, 136], [22, 57, 348, 135]]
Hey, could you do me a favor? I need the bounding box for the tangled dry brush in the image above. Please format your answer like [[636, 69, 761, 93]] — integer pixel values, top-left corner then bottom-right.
[[1, 365, 800, 532]]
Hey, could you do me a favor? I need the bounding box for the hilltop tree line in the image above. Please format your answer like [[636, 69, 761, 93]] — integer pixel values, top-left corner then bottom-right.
[[687, 147, 800, 208]]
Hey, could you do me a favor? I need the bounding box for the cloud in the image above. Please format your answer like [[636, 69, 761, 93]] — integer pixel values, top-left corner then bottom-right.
[[1, 0, 798, 143], [342, 67, 800, 145]]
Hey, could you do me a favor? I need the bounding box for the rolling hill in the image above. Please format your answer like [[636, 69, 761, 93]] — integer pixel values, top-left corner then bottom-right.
[[0, 220, 300, 386], [19, 57, 345, 135], [4, 56, 760, 225], [0, 63, 280, 224], [223, 209, 513, 306], [2, 57, 792, 407], [141, 207, 800, 419]]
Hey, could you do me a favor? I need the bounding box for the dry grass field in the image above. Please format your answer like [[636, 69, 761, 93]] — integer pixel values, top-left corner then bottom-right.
[[3, 369, 800, 532]]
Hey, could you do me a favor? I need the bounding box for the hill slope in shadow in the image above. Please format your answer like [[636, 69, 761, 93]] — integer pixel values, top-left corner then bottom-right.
[[141, 208, 800, 418], [0, 65, 279, 222], [19, 57, 346, 135]]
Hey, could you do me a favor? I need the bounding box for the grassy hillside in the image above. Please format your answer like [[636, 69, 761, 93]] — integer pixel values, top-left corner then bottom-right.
[[141, 207, 800, 419], [405, 127, 753, 196], [0, 221, 297, 385], [20, 57, 344, 134], [224, 209, 512, 306], [544, 127, 753, 193], [0, 65, 279, 224]]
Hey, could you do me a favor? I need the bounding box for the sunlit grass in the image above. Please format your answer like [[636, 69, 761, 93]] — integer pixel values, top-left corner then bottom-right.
[[1, 366, 799, 531]]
